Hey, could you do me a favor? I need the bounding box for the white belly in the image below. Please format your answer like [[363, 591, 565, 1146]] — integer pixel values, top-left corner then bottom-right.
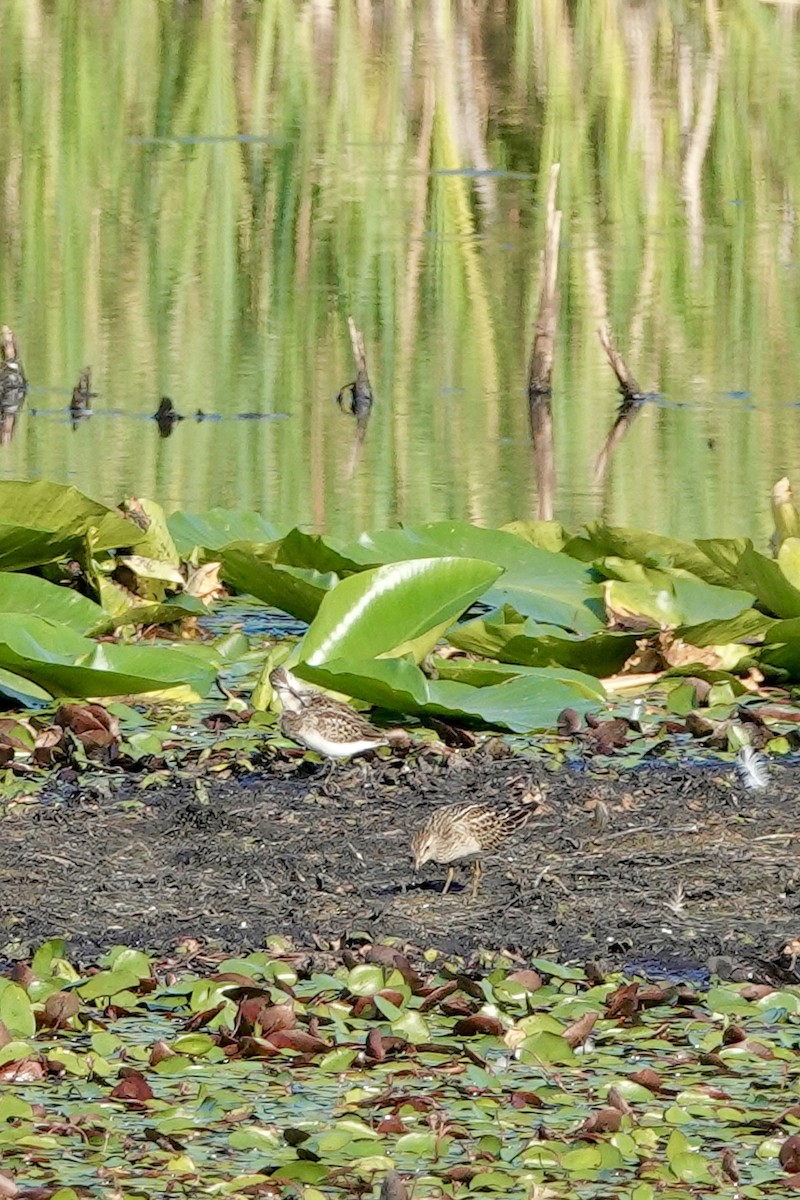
[[299, 731, 383, 758]]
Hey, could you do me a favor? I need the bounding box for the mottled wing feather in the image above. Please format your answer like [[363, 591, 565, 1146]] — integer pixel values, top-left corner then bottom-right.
[[301, 695, 384, 738]]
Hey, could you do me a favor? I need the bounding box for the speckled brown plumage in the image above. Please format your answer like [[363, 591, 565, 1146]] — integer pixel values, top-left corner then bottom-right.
[[270, 665, 388, 759], [411, 797, 539, 898]]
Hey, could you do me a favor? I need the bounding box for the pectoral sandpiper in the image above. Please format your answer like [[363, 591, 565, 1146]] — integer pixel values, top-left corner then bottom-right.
[[411, 795, 540, 898], [269, 666, 389, 759]]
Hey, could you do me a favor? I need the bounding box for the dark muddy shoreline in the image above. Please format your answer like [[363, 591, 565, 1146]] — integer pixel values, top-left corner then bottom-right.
[[5, 749, 800, 980]]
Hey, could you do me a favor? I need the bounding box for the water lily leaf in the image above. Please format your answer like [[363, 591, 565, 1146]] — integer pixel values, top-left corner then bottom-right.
[[670, 1151, 714, 1184], [678, 609, 774, 647], [77, 969, 143, 1001], [760, 618, 800, 675], [339, 522, 604, 632], [168, 509, 283, 557], [297, 656, 604, 732], [603, 573, 754, 628], [500, 519, 569, 552], [0, 984, 35, 1038], [0, 666, 53, 707], [347, 965, 385, 996], [105, 947, 154, 978], [561, 1146, 603, 1172], [299, 557, 503, 666], [0, 572, 110, 635], [0, 480, 143, 570], [448, 606, 636, 675], [96, 576, 210, 627], [569, 522, 738, 587], [734, 543, 800, 618], [0, 614, 217, 700], [271, 1162, 328, 1183], [219, 544, 337, 623]]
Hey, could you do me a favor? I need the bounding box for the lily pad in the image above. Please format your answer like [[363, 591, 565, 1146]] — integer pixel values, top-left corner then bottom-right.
[[296, 655, 605, 732], [299, 556, 503, 666]]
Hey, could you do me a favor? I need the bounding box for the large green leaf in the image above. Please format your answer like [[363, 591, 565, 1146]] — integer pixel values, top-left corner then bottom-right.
[[96, 576, 210, 628], [760, 618, 800, 676], [567, 523, 741, 588], [0, 615, 218, 700], [602, 572, 754, 627], [0, 666, 53, 706], [167, 508, 283, 557], [679, 609, 775, 648], [218, 544, 337, 623], [734, 543, 800, 618], [297, 656, 604, 733], [0, 481, 142, 570], [449, 606, 636, 676], [339, 522, 604, 633], [0, 572, 110, 635], [299, 557, 503, 666]]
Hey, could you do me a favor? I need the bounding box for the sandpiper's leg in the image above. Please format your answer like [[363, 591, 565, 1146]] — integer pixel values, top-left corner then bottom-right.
[[442, 866, 455, 895], [470, 859, 482, 900]]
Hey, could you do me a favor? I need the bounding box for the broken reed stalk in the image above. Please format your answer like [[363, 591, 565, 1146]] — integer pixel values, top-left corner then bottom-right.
[[337, 315, 375, 478], [527, 163, 561, 521], [70, 365, 93, 426], [0, 324, 27, 444], [593, 322, 645, 486]]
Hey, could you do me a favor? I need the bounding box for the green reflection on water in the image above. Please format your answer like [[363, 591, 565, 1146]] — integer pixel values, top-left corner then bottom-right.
[[0, 1, 798, 542]]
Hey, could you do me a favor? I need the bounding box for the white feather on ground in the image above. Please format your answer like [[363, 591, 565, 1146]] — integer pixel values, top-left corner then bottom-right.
[[735, 746, 769, 790]]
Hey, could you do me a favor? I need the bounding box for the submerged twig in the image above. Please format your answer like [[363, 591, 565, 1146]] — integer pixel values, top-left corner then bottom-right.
[[593, 322, 646, 486], [527, 163, 561, 521], [70, 366, 95, 427], [337, 316, 375, 478]]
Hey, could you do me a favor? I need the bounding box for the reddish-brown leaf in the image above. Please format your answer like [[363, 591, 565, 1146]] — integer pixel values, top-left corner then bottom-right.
[[0, 1058, 44, 1082], [364, 946, 422, 989], [781, 1135, 800, 1173], [579, 1106, 622, 1135], [376, 1114, 407, 1135], [268, 1029, 330, 1054], [507, 969, 543, 992], [236, 1036, 280, 1059], [453, 1015, 503, 1037], [258, 1004, 296, 1036], [441, 1165, 482, 1183], [740, 984, 778, 1002], [607, 1087, 634, 1115], [0, 1171, 17, 1199], [417, 981, 459, 1013], [58, 702, 120, 746], [110, 1069, 154, 1105], [10, 963, 34, 988], [149, 1040, 177, 1066], [721, 1148, 739, 1183], [562, 1011, 597, 1048], [510, 1091, 544, 1109], [629, 1068, 663, 1093], [0, 1021, 12, 1049], [365, 1028, 386, 1061], [43, 991, 81, 1027], [605, 982, 639, 1022], [439, 995, 475, 1018], [184, 1002, 225, 1032]]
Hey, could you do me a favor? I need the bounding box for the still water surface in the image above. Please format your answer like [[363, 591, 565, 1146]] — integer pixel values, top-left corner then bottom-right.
[[1, 1, 799, 543]]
